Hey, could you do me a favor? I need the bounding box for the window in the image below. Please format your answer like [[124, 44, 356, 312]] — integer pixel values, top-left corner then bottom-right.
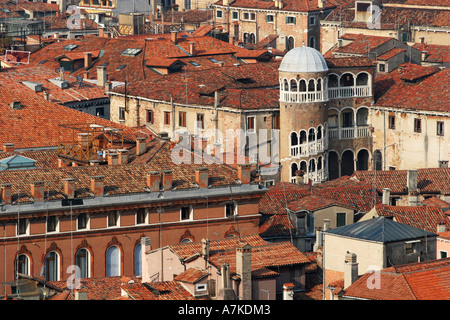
[[437, 121, 444, 136], [336, 213, 346, 227], [265, 180, 274, 187], [389, 166, 396, 171], [146, 110, 153, 124], [116, 65, 127, 71], [47, 216, 58, 233], [196, 113, 204, 130], [309, 16, 316, 26], [179, 111, 187, 128], [106, 246, 120, 276], [78, 213, 89, 230], [189, 61, 201, 67], [108, 211, 119, 227], [121, 48, 142, 57], [96, 107, 104, 117], [134, 244, 142, 277], [196, 283, 207, 293], [414, 118, 421, 133], [119, 107, 126, 121], [136, 208, 147, 225], [243, 12, 255, 21], [405, 242, 415, 254], [440, 251, 448, 259], [266, 14, 274, 23], [232, 11, 239, 20], [181, 206, 192, 221], [305, 213, 315, 234], [17, 219, 28, 236], [309, 36, 315, 49], [164, 111, 171, 125], [76, 249, 90, 278], [273, 114, 280, 129], [216, 10, 223, 18], [45, 252, 59, 281], [388, 115, 395, 129], [63, 44, 78, 51], [225, 202, 237, 217], [247, 116, 255, 133], [286, 16, 296, 24], [15, 254, 29, 276], [379, 63, 385, 72]]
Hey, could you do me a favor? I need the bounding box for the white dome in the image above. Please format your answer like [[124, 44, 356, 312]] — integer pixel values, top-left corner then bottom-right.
[[279, 45, 328, 73]]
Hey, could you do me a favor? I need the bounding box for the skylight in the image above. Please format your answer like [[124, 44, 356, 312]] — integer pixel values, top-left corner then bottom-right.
[[63, 44, 78, 51], [189, 61, 200, 67], [116, 65, 127, 71], [208, 58, 219, 63], [121, 48, 142, 56]]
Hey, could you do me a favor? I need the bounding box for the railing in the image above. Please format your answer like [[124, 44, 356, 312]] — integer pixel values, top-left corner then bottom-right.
[[281, 90, 328, 103], [290, 139, 326, 158], [328, 125, 371, 140], [328, 85, 371, 100]]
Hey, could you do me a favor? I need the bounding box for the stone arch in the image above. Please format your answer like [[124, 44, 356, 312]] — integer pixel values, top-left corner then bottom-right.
[[328, 150, 339, 180], [341, 149, 355, 176], [340, 72, 355, 87], [328, 73, 339, 87], [356, 148, 370, 171]]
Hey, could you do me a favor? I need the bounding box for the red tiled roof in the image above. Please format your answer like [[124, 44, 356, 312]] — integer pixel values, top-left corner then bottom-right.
[[352, 168, 450, 195], [412, 43, 450, 63], [342, 258, 450, 300], [337, 34, 395, 55], [174, 268, 209, 284], [287, 195, 356, 212], [0, 150, 59, 169], [377, 48, 406, 61], [374, 204, 449, 233], [422, 197, 450, 209], [121, 281, 205, 300], [214, 0, 349, 12]]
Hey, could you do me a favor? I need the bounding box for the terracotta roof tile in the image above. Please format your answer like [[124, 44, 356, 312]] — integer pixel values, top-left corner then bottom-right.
[[413, 43, 450, 63], [174, 268, 209, 284]]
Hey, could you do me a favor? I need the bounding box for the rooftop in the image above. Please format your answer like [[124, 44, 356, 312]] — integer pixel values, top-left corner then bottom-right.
[[324, 216, 437, 243]]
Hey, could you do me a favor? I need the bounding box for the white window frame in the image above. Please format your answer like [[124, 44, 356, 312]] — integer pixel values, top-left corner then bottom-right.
[[46, 215, 60, 233], [107, 211, 120, 228], [216, 9, 223, 18], [309, 15, 316, 26], [286, 16, 296, 25], [136, 208, 148, 225], [196, 283, 207, 292], [16, 254, 30, 276], [246, 116, 256, 134], [266, 14, 274, 23], [180, 205, 193, 221], [106, 245, 121, 277], [77, 212, 90, 231], [118, 106, 126, 121], [231, 11, 239, 20], [17, 218, 29, 236], [75, 248, 91, 279], [243, 11, 255, 21], [225, 201, 238, 217], [45, 251, 60, 281]]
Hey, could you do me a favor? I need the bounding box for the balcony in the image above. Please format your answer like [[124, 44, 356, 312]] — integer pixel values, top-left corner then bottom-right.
[[328, 85, 371, 100], [328, 125, 371, 140], [290, 138, 327, 158]]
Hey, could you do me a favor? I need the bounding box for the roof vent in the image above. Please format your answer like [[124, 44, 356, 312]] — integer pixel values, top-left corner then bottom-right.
[[10, 100, 21, 110], [49, 78, 69, 89], [22, 81, 43, 92]]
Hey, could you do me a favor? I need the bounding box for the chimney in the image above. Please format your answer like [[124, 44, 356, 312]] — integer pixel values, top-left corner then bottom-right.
[[223, 0, 229, 5], [146, 171, 161, 192], [136, 137, 147, 156], [162, 170, 173, 191], [59, 67, 64, 81], [98, 27, 107, 38], [3, 143, 14, 153], [407, 169, 419, 206], [117, 149, 129, 165], [97, 66, 107, 87], [338, 38, 343, 48], [90, 176, 105, 197], [30, 181, 45, 202], [201, 238, 210, 257], [437, 223, 447, 233], [171, 31, 178, 44], [323, 219, 330, 231], [421, 51, 427, 61], [343, 251, 358, 289], [1, 183, 12, 205], [278, 0, 283, 8], [228, 35, 234, 45], [74, 288, 88, 300], [236, 243, 252, 300], [238, 164, 251, 184], [57, 158, 68, 168], [105, 81, 112, 95], [64, 178, 75, 199], [84, 52, 92, 69], [84, 70, 90, 80], [283, 283, 294, 300], [195, 167, 209, 188], [107, 152, 119, 165], [382, 188, 390, 205], [189, 42, 196, 56], [318, 0, 326, 9]]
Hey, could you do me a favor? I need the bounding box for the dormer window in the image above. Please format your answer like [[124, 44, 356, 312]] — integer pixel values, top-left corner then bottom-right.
[[121, 48, 142, 57], [63, 44, 78, 51]]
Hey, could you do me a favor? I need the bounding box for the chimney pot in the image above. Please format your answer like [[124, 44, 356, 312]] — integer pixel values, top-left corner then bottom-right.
[[382, 188, 390, 205], [1, 183, 12, 205], [195, 167, 209, 188], [189, 42, 196, 56], [107, 152, 119, 165], [64, 178, 75, 199], [84, 52, 93, 69], [236, 243, 252, 300], [30, 181, 45, 202], [162, 170, 173, 191], [136, 137, 147, 156], [90, 176, 105, 197], [97, 66, 107, 88], [146, 171, 161, 192], [171, 31, 178, 44], [201, 238, 210, 257], [117, 149, 129, 165], [3, 143, 14, 153], [344, 252, 358, 289], [238, 164, 251, 184]]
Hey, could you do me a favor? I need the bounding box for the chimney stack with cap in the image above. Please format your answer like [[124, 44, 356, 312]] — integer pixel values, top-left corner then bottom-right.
[[236, 243, 252, 300], [64, 178, 75, 199], [146, 171, 161, 192], [84, 52, 92, 69], [1, 183, 12, 205], [344, 252, 359, 289], [90, 176, 104, 197], [195, 167, 209, 188], [238, 164, 251, 184], [31, 181, 45, 202], [407, 169, 419, 206], [162, 170, 173, 191], [3, 143, 14, 153], [382, 188, 390, 205]]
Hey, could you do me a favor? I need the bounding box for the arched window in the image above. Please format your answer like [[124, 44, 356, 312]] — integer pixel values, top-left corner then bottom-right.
[[180, 238, 193, 243], [243, 33, 249, 43], [308, 128, 316, 142], [286, 36, 295, 51], [317, 156, 323, 170], [283, 79, 289, 91], [328, 74, 339, 87], [134, 244, 142, 277], [309, 158, 316, 172], [356, 72, 369, 86], [249, 33, 256, 44], [309, 36, 315, 49], [299, 130, 307, 144], [341, 73, 355, 87], [45, 251, 59, 282], [76, 249, 90, 279], [299, 79, 307, 92], [106, 246, 120, 277], [317, 78, 322, 91], [290, 79, 298, 92], [291, 162, 298, 179], [15, 254, 30, 276], [317, 125, 323, 140], [290, 132, 298, 146], [308, 79, 315, 92]]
